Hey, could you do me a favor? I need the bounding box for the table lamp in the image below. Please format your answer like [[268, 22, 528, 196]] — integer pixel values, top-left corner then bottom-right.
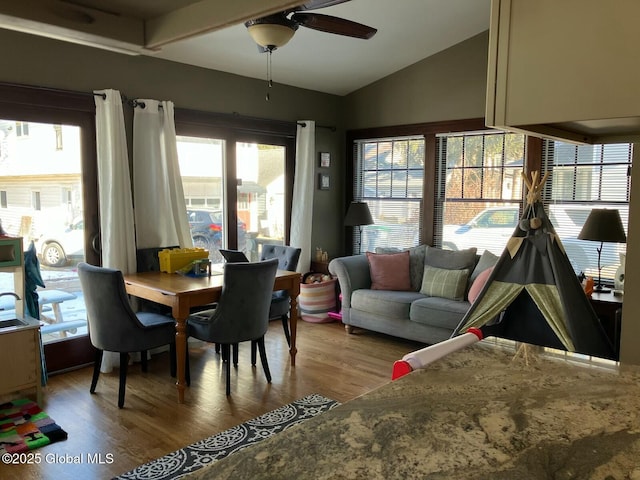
[[577, 208, 627, 293], [344, 201, 373, 254]]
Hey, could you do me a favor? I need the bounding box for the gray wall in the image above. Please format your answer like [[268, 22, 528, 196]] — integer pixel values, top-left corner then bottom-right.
[[344, 32, 489, 129], [0, 28, 346, 259]]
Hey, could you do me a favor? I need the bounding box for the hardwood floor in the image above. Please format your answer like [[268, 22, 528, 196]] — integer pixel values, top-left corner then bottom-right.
[[1, 320, 423, 480]]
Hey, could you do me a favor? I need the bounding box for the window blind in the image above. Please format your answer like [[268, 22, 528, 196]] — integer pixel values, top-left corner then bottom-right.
[[436, 131, 526, 256], [542, 141, 631, 281], [353, 136, 425, 253]]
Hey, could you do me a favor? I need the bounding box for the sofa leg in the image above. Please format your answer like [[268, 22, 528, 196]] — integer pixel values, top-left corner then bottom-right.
[[345, 324, 354, 334]]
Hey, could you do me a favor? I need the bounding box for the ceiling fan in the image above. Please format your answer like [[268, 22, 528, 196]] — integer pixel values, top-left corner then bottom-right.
[[244, 0, 377, 52]]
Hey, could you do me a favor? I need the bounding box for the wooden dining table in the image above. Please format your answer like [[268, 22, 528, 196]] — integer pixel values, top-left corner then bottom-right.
[[123, 269, 301, 403]]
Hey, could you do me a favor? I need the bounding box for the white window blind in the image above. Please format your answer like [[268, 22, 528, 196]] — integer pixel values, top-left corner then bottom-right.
[[542, 141, 631, 281], [436, 131, 526, 256], [353, 136, 424, 253]]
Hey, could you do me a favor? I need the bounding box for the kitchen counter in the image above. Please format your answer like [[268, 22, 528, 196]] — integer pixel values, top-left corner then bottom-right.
[[185, 344, 640, 479]]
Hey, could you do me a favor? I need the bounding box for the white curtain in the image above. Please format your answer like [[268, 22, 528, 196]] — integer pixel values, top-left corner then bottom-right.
[[94, 89, 137, 372], [290, 120, 315, 273], [133, 100, 193, 249]]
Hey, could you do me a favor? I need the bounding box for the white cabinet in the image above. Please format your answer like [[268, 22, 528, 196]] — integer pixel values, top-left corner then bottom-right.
[[486, 0, 640, 144], [0, 237, 42, 404]]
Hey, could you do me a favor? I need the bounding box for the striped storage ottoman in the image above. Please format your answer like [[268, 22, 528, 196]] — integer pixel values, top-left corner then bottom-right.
[[299, 274, 337, 323]]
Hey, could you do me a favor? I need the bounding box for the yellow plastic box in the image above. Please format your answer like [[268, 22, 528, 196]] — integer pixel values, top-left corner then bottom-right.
[[158, 247, 209, 273]]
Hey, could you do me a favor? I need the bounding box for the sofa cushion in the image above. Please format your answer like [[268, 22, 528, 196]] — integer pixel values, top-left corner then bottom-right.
[[366, 251, 411, 291], [425, 246, 478, 271], [409, 296, 472, 330], [376, 245, 426, 291], [470, 250, 499, 284], [351, 289, 426, 319], [420, 266, 470, 301]]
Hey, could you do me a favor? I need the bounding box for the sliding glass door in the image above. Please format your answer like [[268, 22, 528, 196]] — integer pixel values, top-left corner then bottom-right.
[[175, 111, 295, 260], [236, 142, 286, 260], [0, 84, 99, 372]]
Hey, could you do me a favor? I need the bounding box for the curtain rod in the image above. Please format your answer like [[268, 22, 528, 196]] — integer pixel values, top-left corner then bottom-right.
[[93, 91, 333, 129], [297, 122, 336, 132]]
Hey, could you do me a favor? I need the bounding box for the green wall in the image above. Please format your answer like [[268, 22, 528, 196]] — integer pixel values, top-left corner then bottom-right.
[[344, 32, 489, 129], [0, 28, 346, 260]]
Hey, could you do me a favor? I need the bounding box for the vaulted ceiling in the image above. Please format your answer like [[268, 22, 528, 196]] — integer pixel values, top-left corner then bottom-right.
[[0, 0, 490, 95]]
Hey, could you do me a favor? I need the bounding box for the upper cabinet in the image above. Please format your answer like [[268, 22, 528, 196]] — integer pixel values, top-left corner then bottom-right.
[[486, 0, 640, 144]]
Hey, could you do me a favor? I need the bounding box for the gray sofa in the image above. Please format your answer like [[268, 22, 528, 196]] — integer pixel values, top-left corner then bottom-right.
[[328, 246, 497, 346]]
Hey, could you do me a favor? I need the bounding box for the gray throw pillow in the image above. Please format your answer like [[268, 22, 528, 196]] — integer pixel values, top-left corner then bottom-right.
[[425, 246, 477, 271], [470, 250, 500, 284]]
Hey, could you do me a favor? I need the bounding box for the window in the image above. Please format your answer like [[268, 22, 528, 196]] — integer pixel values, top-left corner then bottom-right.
[[0, 191, 6, 209], [175, 110, 295, 263], [437, 131, 526, 255], [54, 124, 63, 150], [15, 121, 29, 137], [31, 191, 41, 211], [542, 141, 631, 281], [353, 137, 425, 253]]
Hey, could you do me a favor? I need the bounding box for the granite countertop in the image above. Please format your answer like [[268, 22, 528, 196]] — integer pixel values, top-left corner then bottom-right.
[[187, 344, 640, 480]]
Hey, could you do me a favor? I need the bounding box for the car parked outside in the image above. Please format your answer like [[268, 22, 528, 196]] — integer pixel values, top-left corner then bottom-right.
[[36, 218, 85, 267], [442, 204, 626, 275], [187, 209, 247, 253]]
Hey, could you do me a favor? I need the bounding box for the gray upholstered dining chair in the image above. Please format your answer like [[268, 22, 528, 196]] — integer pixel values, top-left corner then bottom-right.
[[77, 262, 177, 409], [260, 244, 302, 347], [186, 258, 279, 395]]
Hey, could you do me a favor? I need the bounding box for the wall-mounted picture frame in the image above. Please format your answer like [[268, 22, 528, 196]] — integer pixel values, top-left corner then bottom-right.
[[318, 173, 331, 190], [319, 152, 331, 168]]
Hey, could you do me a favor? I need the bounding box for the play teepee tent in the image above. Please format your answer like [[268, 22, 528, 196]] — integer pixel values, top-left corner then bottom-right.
[[453, 171, 616, 360]]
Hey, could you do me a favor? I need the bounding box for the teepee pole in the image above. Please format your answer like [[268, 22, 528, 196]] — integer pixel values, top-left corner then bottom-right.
[[391, 328, 484, 380]]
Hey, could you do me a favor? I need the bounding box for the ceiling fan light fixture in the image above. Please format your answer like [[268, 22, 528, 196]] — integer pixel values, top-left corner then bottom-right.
[[246, 22, 296, 49]]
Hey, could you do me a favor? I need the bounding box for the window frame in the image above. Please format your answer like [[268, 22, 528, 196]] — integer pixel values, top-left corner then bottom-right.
[[174, 108, 297, 246], [346, 118, 486, 253]]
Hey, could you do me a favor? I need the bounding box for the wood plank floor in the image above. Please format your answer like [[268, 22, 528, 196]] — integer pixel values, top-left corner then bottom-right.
[[1, 320, 423, 480]]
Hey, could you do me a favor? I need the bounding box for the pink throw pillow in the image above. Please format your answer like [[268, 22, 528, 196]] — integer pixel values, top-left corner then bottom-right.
[[366, 251, 411, 291], [468, 266, 494, 303]]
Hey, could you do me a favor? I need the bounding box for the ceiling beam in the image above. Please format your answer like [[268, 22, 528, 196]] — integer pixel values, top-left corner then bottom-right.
[[0, 0, 149, 55], [0, 0, 307, 54], [144, 0, 306, 49]]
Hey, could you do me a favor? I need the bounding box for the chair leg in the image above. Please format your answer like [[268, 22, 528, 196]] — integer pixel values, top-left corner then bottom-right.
[[185, 341, 191, 387], [170, 342, 176, 377], [140, 350, 148, 372], [118, 352, 129, 409], [281, 314, 291, 347], [256, 336, 272, 383], [251, 340, 257, 366], [90, 349, 103, 394], [232, 343, 239, 367], [221, 344, 231, 396]]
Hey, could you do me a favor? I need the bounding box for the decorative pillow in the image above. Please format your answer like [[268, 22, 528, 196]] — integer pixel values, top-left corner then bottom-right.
[[420, 266, 470, 301], [376, 245, 426, 291], [470, 250, 499, 285], [425, 246, 477, 271], [366, 251, 411, 291], [468, 266, 494, 304]]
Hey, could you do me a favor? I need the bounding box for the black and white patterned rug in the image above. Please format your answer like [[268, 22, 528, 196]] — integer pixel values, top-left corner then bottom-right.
[[114, 394, 340, 480]]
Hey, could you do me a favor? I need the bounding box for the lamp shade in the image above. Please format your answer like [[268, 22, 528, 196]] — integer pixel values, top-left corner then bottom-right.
[[344, 201, 374, 227], [245, 16, 297, 49], [577, 208, 627, 243]]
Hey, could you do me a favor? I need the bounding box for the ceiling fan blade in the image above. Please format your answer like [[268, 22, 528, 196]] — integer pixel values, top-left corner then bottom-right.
[[291, 12, 376, 39], [297, 0, 352, 11]]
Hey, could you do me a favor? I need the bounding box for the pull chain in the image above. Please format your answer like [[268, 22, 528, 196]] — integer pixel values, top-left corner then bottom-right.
[[266, 48, 273, 101]]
